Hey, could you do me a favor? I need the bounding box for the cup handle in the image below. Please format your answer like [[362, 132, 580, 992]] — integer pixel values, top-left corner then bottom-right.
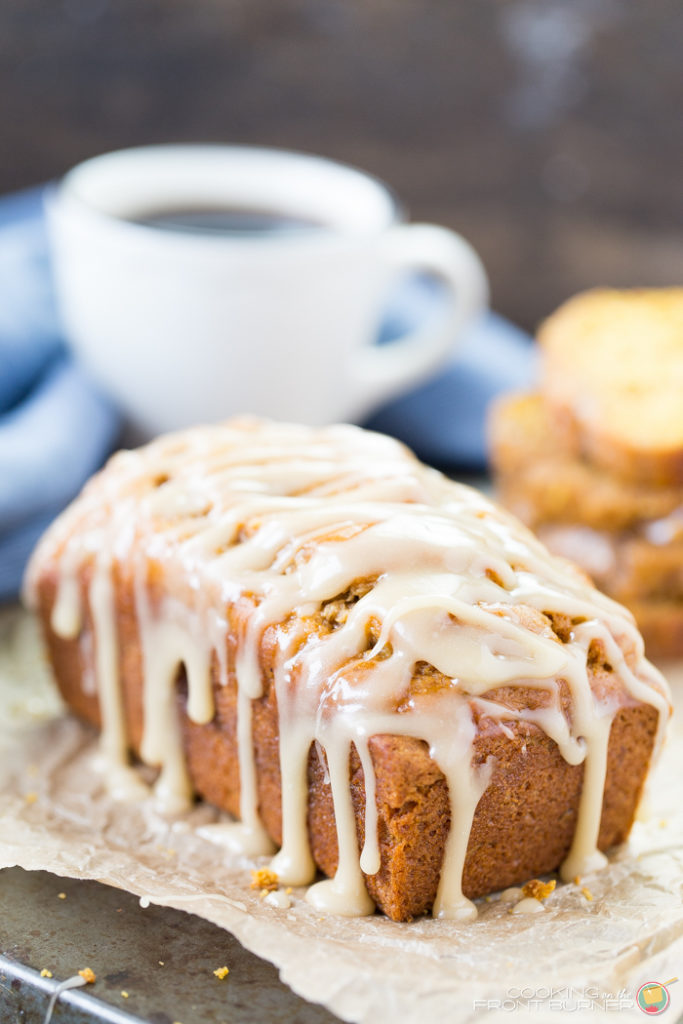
[[351, 223, 489, 411]]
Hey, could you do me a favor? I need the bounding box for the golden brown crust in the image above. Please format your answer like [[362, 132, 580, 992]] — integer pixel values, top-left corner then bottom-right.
[[489, 392, 683, 532], [36, 568, 659, 921], [538, 288, 683, 487]]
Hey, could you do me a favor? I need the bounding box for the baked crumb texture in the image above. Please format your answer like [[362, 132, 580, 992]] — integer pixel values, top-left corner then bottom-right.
[[489, 288, 683, 660], [26, 418, 670, 921]]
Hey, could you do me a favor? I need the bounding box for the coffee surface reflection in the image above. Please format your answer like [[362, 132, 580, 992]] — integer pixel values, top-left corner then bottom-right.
[[129, 206, 327, 236]]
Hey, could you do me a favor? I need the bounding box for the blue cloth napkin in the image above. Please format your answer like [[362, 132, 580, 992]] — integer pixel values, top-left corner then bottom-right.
[[0, 186, 535, 600], [0, 188, 122, 600]]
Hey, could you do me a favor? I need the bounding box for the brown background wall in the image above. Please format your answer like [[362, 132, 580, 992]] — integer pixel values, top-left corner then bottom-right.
[[2, 0, 681, 330]]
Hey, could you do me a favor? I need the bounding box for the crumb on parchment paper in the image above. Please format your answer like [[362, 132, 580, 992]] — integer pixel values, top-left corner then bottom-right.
[[250, 868, 279, 891], [213, 965, 230, 979], [522, 878, 556, 901]]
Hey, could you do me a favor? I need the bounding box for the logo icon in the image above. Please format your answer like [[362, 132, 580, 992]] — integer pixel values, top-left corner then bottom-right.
[[637, 978, 678, 1015]]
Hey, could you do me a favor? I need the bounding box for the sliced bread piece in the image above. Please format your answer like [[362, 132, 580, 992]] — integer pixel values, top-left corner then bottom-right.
[[488, 391, 683, 531], [539, 289, 683, 486]]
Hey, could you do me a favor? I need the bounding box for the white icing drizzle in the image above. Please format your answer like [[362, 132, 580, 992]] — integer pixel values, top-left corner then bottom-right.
[[270, 718, 318, 884], [24, 418, 671, 920], [430, 704, 495, 922], [42, 973, 89, 1024], [511, 896, 545, 915], [560, 712, 611, 882], [235, 684, 276, 856], [136, 586, 213, 813], [356, 739, 380, 875], [50, 574, 82, 639], [306, 736, 376, 917]]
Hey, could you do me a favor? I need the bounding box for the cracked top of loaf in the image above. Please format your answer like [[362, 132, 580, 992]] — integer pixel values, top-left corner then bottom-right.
[[26, 417, 666, 711]]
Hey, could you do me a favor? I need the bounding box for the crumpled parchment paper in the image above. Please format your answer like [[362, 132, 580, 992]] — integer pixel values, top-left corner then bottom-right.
[[2, 604, 683, 1024]]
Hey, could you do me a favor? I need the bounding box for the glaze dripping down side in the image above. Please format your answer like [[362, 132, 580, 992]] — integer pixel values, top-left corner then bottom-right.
[[24, 418, 671, 921]]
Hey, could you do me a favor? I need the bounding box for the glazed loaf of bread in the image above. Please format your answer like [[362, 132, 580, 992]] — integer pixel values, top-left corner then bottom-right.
[[25, 419, 670, 921]]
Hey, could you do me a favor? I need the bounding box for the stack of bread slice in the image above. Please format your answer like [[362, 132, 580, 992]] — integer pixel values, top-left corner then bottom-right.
[[489, 288, 683, 660]]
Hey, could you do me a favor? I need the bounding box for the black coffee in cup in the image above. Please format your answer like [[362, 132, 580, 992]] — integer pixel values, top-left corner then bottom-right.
[[129, 207, 327, 236]]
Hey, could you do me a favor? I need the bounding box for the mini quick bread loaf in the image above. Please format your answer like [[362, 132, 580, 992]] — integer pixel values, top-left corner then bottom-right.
[[25, 419, 670, 921], [539, 288, 683, 487]]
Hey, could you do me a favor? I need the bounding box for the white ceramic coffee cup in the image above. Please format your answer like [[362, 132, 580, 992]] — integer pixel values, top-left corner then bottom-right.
[[47, 145, 488, 436]]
